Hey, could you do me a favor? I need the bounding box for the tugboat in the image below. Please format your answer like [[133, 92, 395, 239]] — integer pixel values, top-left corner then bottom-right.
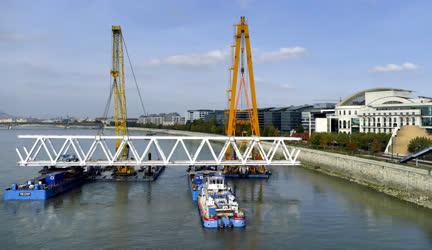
[[187, 166, 218, 201], [4, 166, 86, 200], [197, 173, 246, 228]]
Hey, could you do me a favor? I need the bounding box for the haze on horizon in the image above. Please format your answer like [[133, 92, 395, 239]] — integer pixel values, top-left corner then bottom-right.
[[1, 0, 431, 118]]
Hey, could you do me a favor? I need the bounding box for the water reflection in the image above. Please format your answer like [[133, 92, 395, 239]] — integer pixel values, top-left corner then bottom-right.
[[297, 165, 432, 241]]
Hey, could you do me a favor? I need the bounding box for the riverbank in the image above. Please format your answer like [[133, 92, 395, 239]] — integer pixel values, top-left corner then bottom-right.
[[106, 126, 224, 137], [11, 125, 432, 209], [297, 147, 432, 209], [5, 123, 101, 129], [125, 127, 432, 209]]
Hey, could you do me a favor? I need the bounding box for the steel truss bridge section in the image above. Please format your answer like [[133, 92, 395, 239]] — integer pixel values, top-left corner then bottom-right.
[[16, 135, 302, 167]]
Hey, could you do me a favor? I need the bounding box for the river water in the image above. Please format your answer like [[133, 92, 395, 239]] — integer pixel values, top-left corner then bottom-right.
[[1, 127, 432, 249]]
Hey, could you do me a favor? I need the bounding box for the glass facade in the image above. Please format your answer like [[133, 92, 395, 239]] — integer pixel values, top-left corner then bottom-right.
[[421, 106, 432, 116], [422, 117, 432, 126]]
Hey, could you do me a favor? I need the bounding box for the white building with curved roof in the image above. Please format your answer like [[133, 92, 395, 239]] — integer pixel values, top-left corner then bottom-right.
[[336, 88, 432, 134]]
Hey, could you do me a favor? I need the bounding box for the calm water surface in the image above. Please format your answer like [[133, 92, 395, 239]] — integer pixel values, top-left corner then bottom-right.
[[1, 127, 432, 249]]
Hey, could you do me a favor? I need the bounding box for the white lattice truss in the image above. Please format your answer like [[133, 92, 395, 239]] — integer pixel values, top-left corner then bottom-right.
[[16, 135, 301, 167]]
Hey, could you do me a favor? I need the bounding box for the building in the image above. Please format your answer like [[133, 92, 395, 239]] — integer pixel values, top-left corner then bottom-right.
[[126, 118, 139, 127], [0, 118, 13, 123], [204, 110, 225, 125], [138, 113, 186, 126], [187, 109, 213, 122], [281, 105, 313, 132], [163, 113, 186, 126], [258, 107, 274, 129], [301, 103, 336, 133], [262, 105, 312, 132], [335, 88, 432, 134], [263, 108, 280, 130]]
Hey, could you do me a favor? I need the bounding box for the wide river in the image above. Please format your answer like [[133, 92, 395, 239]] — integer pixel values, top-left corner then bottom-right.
[[1, 127, 432, 249]]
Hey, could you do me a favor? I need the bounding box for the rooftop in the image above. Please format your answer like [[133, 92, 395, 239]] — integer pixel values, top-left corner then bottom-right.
[[338, 88, 412, 106]]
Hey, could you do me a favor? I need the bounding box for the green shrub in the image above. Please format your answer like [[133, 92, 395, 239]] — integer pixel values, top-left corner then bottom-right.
[[309, 133, 322, 147], [307, 132, 390, 154], [296, 125, 305, 133], [263, 126, 280, 136], [408, 137, 432, 153], [335, 133, 349, 147], [319, 133, 331, 147]]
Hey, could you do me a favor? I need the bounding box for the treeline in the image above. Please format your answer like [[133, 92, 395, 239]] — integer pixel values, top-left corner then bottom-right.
[[138, 119, 225, 135], [307, 132, 391, 154], [138, 120, 286, 136]]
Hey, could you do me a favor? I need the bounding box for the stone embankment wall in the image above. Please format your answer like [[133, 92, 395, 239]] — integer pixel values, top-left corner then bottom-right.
[[296, 147, 432, 209]]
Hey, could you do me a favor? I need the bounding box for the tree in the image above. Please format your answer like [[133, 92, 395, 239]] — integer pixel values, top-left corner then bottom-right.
[[296, 125, 305, 133], [319, 133, 331, 147], [335, 133, 349, 147], [408, 137, 432, 153], [309, 133, 321, 147], [263, 126, 280, 136], [371, 139, 381, 154], [347, 141, 358, 152]]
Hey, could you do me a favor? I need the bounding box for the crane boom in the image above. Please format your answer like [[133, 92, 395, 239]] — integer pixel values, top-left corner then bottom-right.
[[111, 26, 127, 144], [111, 25, 132, 174]]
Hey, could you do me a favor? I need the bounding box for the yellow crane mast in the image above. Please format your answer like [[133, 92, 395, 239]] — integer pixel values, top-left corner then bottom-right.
[[111, 25, 133, 175], [226, 16, 260, 137], [225, 17, 267, 176]]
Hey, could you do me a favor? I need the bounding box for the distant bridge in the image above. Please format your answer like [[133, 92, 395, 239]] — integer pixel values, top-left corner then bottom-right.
[[16, 135, 302, 167]]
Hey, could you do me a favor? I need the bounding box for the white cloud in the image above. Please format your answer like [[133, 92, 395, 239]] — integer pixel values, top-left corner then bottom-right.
[[256, 47, 306, 63], [371, 62, 418, 72], [146, 49, 228, 66], [146, 46, 307, 66]]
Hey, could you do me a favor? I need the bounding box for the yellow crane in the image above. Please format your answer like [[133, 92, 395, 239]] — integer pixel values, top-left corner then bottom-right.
[[226, 16, 260, 137], [225, 17, 267, 175], [111, 25, 133, 175]]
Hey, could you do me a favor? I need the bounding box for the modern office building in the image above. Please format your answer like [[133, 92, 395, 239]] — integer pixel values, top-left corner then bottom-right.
[[335, 88, 432, 134], [281, 106, 311, 132], [258, 107, 274, 129], [204, 110, 226, 125], [301, 103, 336, 133], [187, 109, 213, 122], [262, 105, 313, 132]]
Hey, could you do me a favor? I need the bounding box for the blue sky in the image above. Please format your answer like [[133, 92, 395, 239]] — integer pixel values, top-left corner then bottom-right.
[[1, 0, 431, 118]]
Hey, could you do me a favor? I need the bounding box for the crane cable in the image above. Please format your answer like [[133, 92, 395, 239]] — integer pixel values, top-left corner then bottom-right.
[[122, 35, 147, 117], [98, 33, 147, 135], [98, 75, 115, 135]]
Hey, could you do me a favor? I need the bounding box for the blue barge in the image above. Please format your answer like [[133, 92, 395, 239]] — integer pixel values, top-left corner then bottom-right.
[[4, 167, 86, 200]]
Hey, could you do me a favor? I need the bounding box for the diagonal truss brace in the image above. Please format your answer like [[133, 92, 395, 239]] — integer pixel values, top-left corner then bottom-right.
[[16, 135, 302, 167]]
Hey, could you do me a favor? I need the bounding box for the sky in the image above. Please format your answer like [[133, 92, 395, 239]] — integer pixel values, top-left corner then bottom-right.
[[1, 0, 432, 118]]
